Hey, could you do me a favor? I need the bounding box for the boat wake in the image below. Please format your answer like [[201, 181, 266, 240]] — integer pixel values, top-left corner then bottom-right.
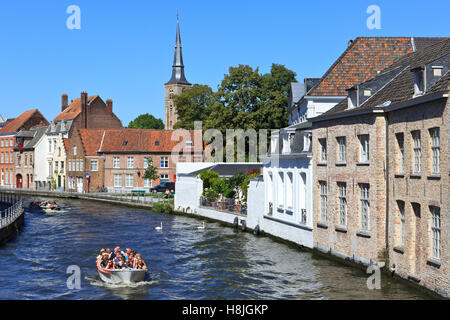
[[85, 276, 158, 289]]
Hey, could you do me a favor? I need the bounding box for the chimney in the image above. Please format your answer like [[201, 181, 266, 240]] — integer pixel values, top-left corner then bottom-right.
[[81, 91, 88, 128], [106, 99, 113, 113], [62, 93, 68, 112]]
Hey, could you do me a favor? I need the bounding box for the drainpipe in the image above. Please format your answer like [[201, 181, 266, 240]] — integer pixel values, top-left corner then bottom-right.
[[384, 113, 390, 270]]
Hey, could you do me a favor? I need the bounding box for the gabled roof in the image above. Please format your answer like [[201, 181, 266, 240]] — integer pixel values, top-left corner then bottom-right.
[[54, 96, 99, 121], [311, 38, 450, 121], [78, 129, 107, 156], [307, 37, 447, 97], [0, 109, 46, 135], [97, 128, 191, 154]]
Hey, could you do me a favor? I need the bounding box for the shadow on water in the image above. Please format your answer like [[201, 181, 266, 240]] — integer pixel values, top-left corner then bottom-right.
[[0, 196, 437, 300]]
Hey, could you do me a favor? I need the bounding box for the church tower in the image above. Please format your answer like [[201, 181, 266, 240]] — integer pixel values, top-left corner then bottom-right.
[[165, 14, 191, 130]]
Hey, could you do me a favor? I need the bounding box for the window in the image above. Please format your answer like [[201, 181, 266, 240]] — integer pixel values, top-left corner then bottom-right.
[[1, 152, 3, 164], [75, 160, 80, 172], [337, 137, 346, 163], [127, 157, 134, 169], [80, 160, 84, 171], [144, 179, 151, 188], [143, 158, 149, 169], [58, 147, 61, 157], [286, 172, 293, 209], [9, 152, 12, 163], [429, 128, 440, 174], [155, 141, 160, 146], [413, 68, 424, 96], [0, 140, 3, 147], [396, 133, 404, 174], [91, 160, 98, 171], [73, 145, 77, 156], [397, 201, 405, 247], [114, 174, 122, 187], [160, 174, 169, 182], [337, 182, 347, 226], [319, 139, 327, 163], [359, 184, 370, 231], [319, 181, 327, 223], [358, 135, 369, 163], [412, 131, 421, 174], [125, 174, 134, 187], [160, 157, 169, 168], [277, 172, 284, 207], [48, 140, 52, 153], [432, 67, 443, 77], [113, 157, 120, 168], [60, 161, 64, 171], [55, 161, 58, 172], [430, 206, 441, 260]]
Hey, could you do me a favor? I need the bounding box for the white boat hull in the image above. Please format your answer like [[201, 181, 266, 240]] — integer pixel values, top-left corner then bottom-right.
[[97, 267, 147, 284]]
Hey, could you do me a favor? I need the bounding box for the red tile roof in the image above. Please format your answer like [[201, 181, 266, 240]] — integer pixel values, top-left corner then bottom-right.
[[78, 129, 106, 156], [308, 37, 419, 97], [54, 96, 98, 121], [96, 128, 194, 153], [0, 109, 42, 134]]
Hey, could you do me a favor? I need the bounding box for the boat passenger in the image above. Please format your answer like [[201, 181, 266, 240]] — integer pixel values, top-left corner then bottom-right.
[[133, 254, 147, 270]]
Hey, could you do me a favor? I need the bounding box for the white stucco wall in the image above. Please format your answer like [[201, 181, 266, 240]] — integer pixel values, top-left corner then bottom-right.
[[33, 133, 50, 187]]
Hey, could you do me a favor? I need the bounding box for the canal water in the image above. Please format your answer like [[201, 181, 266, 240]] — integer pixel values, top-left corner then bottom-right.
[[0, 197, 435, 300]]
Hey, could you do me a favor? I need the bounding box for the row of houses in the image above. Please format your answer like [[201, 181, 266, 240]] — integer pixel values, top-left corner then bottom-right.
[[261, 37, 449, 297], [175, 37, 449, 297], [0, 92, 203, 193]]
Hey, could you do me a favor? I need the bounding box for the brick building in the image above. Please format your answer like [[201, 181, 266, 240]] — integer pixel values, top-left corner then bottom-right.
[[310, 38, 449, 297], [98, 129, 203, 192], [0, 109, 48, 188], [52, 91, 123, 192], [13, 126, 47, 189]]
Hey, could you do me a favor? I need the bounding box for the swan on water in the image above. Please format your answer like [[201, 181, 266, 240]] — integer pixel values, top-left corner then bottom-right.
[[197, 222, 205, 230], [155, 222, 163, 231]]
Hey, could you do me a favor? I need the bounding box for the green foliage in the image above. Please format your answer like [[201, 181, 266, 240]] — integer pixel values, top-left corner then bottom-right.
[[202, 188, 219, 202], [128, 113, 164, 130], [173, 85, 215, 130], [152, 202, 173, 214], [142, 157, 159, 182], [199, 170, 219, 189]]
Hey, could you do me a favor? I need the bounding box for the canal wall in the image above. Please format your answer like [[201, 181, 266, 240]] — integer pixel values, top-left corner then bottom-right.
[[0, 195, 25, 245]]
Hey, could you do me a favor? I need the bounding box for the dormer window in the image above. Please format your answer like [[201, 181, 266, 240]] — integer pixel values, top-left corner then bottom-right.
[[432, 66, 443, 77], [347, 87, 358, 109], [412, 67, 425, 97], [363, 89, 371, 97]]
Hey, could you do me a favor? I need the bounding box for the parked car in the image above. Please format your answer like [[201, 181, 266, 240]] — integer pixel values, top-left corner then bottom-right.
[[151, 182, 175, 193]]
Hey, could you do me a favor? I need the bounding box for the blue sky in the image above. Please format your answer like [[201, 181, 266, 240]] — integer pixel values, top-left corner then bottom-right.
[[0, 0, 448, 126]]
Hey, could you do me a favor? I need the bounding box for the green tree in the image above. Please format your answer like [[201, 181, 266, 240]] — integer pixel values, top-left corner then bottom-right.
[[142, 157, 159, 184], [173, 84, 215, 130], [199, 170, 219, 189], [128, 113, 164, 129]]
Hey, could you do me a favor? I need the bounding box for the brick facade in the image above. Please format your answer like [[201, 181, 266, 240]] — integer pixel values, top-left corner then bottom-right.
[[387, 98, 449, 297], [312, 113, 387, 265]]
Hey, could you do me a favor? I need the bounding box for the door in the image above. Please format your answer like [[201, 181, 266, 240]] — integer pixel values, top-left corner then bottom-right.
[[16, 174, 23, 189], [77, 177, 83, 193]]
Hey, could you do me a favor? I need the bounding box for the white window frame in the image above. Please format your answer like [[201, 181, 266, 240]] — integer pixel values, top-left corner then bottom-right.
[[91, 159, 98, 172], [359, 184, 370, 231], [114, 174, 122, 188], [429, 128, 440, 175], [319, 138, 327, 163], [358, 135, 369, 163], [319, 181, 327, 223], [125, 174, 134, 188], [127, 157, 134, 169], [160, 156, 169, 168], [160, 174, 169, 182], [113, 157, 120, 169], [337, 137, 346, 163], [338, 182, 347, 226], [412, 131, 421, 174], [431, 206, 441, 260]]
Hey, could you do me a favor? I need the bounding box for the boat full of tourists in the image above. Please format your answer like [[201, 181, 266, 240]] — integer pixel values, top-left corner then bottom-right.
[[96, 247, 148, 284], [29, 201, 62, 213]]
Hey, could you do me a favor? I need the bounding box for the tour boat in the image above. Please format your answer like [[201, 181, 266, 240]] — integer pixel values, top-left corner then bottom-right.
[[97, 264, 147, 284], [29, 201, 62, 213]]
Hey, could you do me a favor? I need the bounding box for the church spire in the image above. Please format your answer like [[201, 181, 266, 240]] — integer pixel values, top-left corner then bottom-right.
[[166, 12, 190, 85]]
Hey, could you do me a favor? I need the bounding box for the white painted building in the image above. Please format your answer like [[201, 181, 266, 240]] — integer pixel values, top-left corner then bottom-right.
[[34, 120, 73, 190]]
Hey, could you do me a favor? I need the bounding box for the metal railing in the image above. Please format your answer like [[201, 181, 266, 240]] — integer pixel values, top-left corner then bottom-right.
[[0, 195, 23, 229], [200, 198, 247, 215], [0, 187, 173, 207]]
